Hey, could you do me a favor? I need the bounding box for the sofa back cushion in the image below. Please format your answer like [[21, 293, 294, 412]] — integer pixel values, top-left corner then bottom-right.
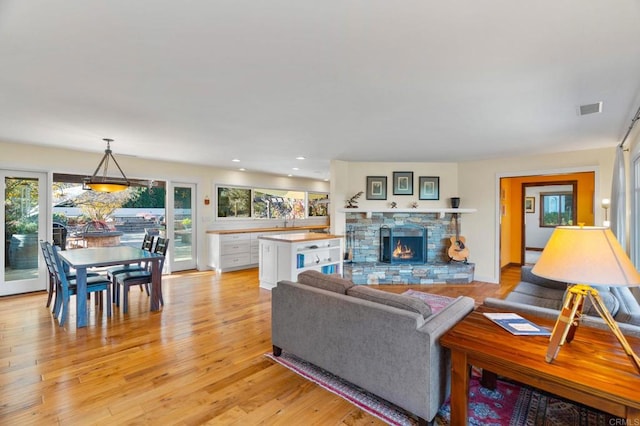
[[347, 286, 432, 319], [571, 285, 620, 318], [297, 270, 354, 294], [521, 265, 567, 290]]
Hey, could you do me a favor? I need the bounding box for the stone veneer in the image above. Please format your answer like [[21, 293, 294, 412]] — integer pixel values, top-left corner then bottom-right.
[[343, 211, 474, 284]]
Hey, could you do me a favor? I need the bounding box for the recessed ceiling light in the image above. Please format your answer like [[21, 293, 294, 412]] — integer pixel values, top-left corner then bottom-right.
[[292, 167, 299, 171], [296, 156, 305, 160], [239, 168, 246, 171], [287, 174, 293, 177], [232, 158, 240, 162]]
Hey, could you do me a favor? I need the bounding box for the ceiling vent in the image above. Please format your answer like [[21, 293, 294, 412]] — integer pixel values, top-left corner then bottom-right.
[[578, 102, 603, 116]]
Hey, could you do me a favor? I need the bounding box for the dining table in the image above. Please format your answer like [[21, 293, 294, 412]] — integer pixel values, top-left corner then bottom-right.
[[57, 245, 165, 327]]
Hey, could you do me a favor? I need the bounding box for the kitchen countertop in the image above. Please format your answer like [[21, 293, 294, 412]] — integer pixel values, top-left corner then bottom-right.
[[206, 225, 329, 235], [257, 232, 343, 243]]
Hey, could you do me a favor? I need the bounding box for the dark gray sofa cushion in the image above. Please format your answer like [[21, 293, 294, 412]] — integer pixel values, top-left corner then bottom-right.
[[522, 265, 567, 290], [347, 286, 432, 319], [297, 270, 354, 294], [506, 281, 565, 310], [576, 286, 620, 318]]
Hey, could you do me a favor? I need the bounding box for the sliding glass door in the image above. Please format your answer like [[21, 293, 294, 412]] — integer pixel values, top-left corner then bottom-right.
[[170, 183, 196, 271], [1, 170, 47, 295]]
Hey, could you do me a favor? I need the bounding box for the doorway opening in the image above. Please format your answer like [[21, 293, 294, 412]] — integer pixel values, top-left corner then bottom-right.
[[499, 171, 595, 269]]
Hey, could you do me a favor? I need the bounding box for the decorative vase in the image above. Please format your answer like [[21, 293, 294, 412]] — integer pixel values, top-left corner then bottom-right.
[[450, 197, 461, 208]]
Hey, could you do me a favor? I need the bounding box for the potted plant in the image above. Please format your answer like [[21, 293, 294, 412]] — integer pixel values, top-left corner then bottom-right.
[[8, 219, 39, 269], [179, 218, 192, 243]]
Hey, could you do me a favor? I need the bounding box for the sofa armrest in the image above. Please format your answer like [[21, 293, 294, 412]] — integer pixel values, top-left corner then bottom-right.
[[417, 296, 475, 339], [610, 286, 640, 326]]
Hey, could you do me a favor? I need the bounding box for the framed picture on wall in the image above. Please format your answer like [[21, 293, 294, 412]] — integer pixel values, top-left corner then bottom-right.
[[418, 176, 440, 200], [525, 196, 535, 213], [393, 171, 413, 195], [366, 176, 387, 200]]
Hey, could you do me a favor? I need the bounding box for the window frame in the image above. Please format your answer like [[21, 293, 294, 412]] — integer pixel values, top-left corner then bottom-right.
[[539, 191, 576, 227]]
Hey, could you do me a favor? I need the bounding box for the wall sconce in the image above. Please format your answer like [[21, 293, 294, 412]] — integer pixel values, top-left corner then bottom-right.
[[602, 198, 610, 227]]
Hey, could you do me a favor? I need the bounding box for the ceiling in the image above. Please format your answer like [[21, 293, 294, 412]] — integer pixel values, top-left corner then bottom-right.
[[1, 1, 640, 180]]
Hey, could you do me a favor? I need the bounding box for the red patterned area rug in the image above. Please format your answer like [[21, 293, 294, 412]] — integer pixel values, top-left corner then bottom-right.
[[266, 351, 621, 426]]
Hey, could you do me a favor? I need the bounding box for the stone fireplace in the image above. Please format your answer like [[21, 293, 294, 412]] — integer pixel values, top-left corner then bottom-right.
[[343, 211, 474, 284]]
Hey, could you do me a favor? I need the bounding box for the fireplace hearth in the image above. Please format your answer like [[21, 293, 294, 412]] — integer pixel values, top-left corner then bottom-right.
[[380, 225, 426, 264]]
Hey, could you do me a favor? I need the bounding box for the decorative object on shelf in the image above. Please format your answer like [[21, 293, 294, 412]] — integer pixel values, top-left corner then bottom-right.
[[418, 176, 440, 200], [531, 225, 640, 374], [410, 201, 419, 208], [602, 198, 610, 227], [524, 196, 535, 213], [84, 138, 130, 192], [390, 201, 397, 208], [345, 191, 363, 208], [450, 197, 461, 208], [365, 176, 387, 200], [393, 171, 413, 195]]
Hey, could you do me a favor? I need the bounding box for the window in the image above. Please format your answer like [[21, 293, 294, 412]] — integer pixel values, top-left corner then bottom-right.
[[253, 188, 305, 219], [540, 192, 574, 227], [216, 186, 328, 220], [308, 192, 329, 216], [217, 186, 251, 218]]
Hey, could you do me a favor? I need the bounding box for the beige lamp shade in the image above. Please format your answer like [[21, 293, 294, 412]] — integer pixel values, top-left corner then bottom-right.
[[531, 226, 640, 287]]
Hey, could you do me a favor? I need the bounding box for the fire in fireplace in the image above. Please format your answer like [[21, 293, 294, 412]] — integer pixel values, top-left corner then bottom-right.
[[380, 225, 427, 264]]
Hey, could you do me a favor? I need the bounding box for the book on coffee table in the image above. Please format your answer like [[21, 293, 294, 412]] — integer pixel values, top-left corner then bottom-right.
[[483, 312, 551, 336]]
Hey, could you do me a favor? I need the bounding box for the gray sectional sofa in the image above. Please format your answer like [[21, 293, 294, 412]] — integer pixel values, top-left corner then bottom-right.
[[271, 270, 475, 425], [485, 265, 640, 337]]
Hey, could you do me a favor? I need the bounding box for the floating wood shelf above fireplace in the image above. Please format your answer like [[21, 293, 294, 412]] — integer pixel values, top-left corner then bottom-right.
[[339, 208, 476, 218]]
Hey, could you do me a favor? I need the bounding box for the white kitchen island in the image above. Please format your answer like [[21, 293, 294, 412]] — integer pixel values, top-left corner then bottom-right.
[[258, 233, 344, 290]]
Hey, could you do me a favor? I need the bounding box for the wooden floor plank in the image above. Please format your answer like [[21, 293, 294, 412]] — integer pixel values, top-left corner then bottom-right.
[[0, 266, 518, 424]]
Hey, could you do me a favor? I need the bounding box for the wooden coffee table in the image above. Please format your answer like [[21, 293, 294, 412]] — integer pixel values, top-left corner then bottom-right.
[[440, 306, 640, 426]]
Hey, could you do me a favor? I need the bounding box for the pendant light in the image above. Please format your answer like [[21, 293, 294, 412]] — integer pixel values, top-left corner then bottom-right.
[[85, 138, 130, 192]]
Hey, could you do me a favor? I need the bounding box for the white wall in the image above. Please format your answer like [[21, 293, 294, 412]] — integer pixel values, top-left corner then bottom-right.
[[0, 141, 329, 271], [330, 147, 614, 283], [330, 160, 458, 236], [458, 147, 615, 283], [2, 140, 618, 282]]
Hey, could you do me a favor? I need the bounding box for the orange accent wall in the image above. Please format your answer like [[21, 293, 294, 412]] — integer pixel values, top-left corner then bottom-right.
[[500, 172, 594, 267]]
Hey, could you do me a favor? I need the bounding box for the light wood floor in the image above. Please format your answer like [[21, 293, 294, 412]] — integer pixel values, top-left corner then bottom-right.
[[0, 266, 521, 425]]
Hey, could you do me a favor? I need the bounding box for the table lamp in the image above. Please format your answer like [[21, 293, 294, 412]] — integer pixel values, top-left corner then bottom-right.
[[531, 225, 640, 373]]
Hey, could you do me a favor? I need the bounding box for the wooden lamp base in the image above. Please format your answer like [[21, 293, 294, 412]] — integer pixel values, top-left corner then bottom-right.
[[546, 284, 640, 374]]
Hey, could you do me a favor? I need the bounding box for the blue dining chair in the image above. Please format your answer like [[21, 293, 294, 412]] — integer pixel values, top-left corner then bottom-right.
[[115, 238, 169, 314], [40, 241, 100, 312], [45, 242, 112, 326], [107, 234, 156, 302]]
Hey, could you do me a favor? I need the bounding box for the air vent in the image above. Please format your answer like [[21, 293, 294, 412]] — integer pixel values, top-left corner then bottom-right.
[[578, 102, 603, 116]]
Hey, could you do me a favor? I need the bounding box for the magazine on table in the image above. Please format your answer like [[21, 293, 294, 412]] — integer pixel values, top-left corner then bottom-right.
[[483, 312, 551, 336]]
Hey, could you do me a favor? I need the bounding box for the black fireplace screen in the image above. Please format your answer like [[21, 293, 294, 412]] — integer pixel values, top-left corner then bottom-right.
[[380, 225, 427, 264]]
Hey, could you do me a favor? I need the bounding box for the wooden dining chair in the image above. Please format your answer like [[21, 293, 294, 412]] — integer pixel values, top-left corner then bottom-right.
[[115, 238, 169, 314], [46, 242, 112, 326], [107, 234, 156, 302]]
